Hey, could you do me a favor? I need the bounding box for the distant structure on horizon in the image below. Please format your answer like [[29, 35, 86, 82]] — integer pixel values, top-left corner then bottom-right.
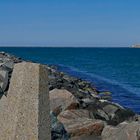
[[131, 44, 140, 48]]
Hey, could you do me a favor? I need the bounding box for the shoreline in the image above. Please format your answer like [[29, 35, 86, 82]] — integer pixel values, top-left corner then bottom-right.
[[57, 64, 140, 114], [0, 51, 140, 139]]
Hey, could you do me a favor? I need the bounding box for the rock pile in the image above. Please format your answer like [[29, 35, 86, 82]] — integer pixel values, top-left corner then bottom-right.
[[0, 52, 22, 96]]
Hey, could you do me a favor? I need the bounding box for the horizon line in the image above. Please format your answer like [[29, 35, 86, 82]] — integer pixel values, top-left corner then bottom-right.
[[0, 46, 130, 48]]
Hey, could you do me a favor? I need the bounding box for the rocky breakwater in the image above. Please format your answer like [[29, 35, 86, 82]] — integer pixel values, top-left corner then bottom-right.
[[0, 52, 140, 140]]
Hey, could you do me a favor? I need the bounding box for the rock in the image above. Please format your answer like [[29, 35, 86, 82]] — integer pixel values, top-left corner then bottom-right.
[[103, 103, 118, 114], [57, 109, 104, 137], [99, 91, 112, 100], [80, 97, 100, 109], [91, 93, 100, 98], [3, 61, 14, 69], [70, 135, 102, 140], [99, 91, 112, 96], [102, 101, 135, 125], [48, 69, 98, 99], [102, 121, 140, 140], [0, 70, 9, 91], [95, 108, 110, 121], [63, 74, 78, 82], [50, 112, 69, 140], [58, 109, 95, 123], [82, 98, 99, 105], [49, 89, 79, 114], [0, 51, 5, 55], [86, 100, 135, 125], [0, 86, 4, 98], [0, 62, 51, 140]]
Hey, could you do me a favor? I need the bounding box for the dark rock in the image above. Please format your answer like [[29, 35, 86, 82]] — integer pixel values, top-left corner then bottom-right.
[[83, 99, 135, 126], [101, 101, 135, 125], [0, 86, 4, 98], [0, 70, 9, 91], [96, 109, 110, 121], [50, 112, 69, 140]]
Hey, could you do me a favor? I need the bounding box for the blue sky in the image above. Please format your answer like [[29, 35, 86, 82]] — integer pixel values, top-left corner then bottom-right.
[[0, 0, 140, 47]]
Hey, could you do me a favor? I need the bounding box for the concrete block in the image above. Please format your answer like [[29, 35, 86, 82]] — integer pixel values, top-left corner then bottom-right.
[[0, 62, 51, 140]]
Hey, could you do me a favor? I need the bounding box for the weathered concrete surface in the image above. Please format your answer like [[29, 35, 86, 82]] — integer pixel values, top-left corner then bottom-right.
[[0, 62, 51, 140]]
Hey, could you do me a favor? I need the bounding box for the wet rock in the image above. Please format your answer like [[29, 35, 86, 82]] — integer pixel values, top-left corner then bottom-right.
[[85, 99, 135, 125], [49, 89, 79, 114], [102, 121, 140, 140], [58, 109, 104, 137], [101, 101, 135, 125], [50, 112, 69, 140], [95, 108, 110, 121], [99, 91, 112, 96], [99, 91, 112, 100]]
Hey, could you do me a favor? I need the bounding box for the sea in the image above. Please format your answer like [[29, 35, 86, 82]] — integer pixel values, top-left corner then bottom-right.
[[0, 47, 140, 114]]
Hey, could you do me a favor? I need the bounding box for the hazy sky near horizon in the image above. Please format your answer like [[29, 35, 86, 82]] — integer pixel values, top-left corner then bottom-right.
[[0, 0, 140, 47]]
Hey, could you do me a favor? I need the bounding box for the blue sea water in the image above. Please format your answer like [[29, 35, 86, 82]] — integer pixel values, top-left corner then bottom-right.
[[0, 47, 140, 113]]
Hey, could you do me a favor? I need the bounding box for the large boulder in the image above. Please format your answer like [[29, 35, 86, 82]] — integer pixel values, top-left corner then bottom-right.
[[58, 109, 104, 137], [101, 101, 135, 125], [102, 121, 140, 140], [86, 99, 135, 125], [49, 89, 79, 115]]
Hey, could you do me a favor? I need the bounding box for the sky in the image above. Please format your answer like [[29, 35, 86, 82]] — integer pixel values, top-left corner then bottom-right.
[[0, 0, 140, 47]]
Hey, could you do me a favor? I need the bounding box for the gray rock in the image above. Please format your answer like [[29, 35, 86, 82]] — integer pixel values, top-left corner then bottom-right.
[[3, 61, 14, 69], [51, 112, 69, 140], [0, 70, 9, 91], [82, 98, 99, 105], [96, 109, 110, 121], [102, 121, 140, 140], [85, 100, 135, 125], [101, 101, 135, 125]]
